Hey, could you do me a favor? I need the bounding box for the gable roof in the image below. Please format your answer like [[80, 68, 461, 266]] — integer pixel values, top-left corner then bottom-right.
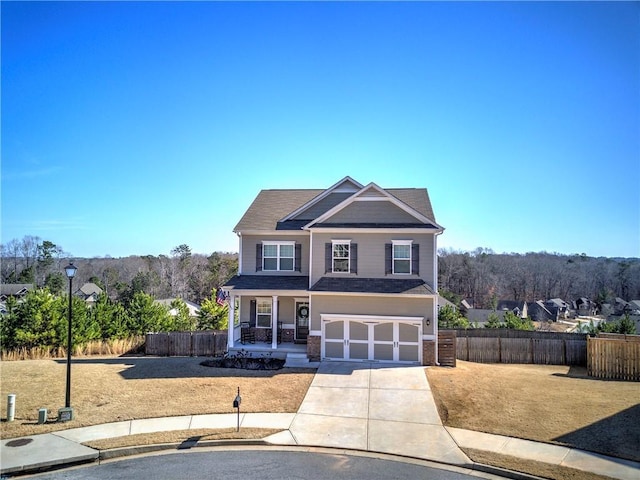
[[77, 283, 103, 296], [496, 300, 527, 312], [234, 177, 441, 232], [0, 284, 34, 296], [280, 176, 363, 222], [304, 182, 441, 230]]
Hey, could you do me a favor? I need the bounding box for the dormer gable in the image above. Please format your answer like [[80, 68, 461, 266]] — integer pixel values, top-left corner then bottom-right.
[[304, 182, 443, 230]]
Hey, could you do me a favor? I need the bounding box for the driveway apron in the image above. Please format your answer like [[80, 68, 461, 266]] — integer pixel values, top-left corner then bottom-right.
[[288, 362, 470, 465]]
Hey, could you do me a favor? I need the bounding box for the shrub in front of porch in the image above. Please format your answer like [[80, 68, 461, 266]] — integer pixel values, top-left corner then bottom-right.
[[200, 351, 285, 370]]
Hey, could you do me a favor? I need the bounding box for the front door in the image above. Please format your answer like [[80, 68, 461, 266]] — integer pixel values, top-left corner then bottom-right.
[[295, 302, 309, 343]]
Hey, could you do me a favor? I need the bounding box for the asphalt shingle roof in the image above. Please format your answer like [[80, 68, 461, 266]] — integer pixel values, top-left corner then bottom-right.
[[224, 275, 310, 291], [233, 183, 437, 232], [310, 277, 435, 295]]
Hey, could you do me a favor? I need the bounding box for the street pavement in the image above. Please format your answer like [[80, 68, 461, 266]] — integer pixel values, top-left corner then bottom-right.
[[1, 361, 639, 479]]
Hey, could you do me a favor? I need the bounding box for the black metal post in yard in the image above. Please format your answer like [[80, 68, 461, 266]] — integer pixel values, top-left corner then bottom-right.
[[65, 274, 73, 408], [62, 262, 77, 419], [233, 386, 242, 432]]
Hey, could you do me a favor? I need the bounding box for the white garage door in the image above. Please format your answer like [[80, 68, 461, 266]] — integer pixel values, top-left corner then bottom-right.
[[322, 316, 422, 364]]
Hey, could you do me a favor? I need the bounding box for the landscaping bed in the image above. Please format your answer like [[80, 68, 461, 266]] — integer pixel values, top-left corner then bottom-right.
[[200, 356, 285, 370]]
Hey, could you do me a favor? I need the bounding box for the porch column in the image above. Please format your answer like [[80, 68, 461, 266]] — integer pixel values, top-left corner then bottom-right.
[[227, 295, 235, 349], [272, 295, 278, 349]]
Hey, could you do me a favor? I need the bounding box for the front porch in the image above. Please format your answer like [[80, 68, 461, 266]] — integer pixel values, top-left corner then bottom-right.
[[223, 278, 311, 359]]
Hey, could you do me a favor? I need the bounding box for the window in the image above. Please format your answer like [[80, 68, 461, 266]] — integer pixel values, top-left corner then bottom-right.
[[393, 241, 412, 274], [256, 299, 272, 328], [262, 241, 295, 271], [332, 241, 350, 273]]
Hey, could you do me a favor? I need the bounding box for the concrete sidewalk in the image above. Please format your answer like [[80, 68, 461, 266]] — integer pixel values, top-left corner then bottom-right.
[[2, 362, 639, 479]]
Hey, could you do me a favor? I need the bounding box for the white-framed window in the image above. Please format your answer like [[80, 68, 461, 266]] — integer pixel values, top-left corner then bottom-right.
[[256, 298, 272, 328], [332, 240, 350, 273], [263, 241, 295, 271], [393, 240, 412, 274]]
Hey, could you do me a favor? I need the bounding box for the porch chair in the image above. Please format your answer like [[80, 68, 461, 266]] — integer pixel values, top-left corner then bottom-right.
[[266, 321, 283, 344], [240, 322, 255, 344]]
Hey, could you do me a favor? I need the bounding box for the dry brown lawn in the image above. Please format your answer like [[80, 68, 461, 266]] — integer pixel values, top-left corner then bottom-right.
[[0, 356, 315, 439], [426, 361, 640, 462]]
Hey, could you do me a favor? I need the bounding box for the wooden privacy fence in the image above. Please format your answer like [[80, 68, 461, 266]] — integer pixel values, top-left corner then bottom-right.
[[437, 330, 456, 367], [587, 333, 640, 381], [453, 329, 587, 366], [145, 331, 228, 357]]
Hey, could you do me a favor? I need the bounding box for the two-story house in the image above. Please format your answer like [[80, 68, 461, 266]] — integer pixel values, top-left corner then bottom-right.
[[222, 177, 444, 365]]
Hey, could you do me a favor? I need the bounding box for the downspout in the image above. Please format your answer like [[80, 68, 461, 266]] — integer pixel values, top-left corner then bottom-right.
[[434, 230, 443, 366]]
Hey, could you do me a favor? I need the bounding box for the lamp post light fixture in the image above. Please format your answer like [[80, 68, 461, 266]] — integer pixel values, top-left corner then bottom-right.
[[59, 262, 77, 422]]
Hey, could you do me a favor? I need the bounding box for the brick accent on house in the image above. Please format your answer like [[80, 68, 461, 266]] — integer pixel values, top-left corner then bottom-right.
[[307, 335, 321, 361], [422, 340, 436, 366]]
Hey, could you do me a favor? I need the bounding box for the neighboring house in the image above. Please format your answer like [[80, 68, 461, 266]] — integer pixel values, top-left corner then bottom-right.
[[496, 300, 528, 318], [0, 284, 34, 302], [438, 295, 457, 311], [545, 298, 570, 319], [613, 297, 629, 315], [222, 177, 444, 365], [528, 300, 558, 322], [459, 299, 474, 315], [156, 298, 201, 317], [74, 282, 103, 306], [465, 309, 506, 327], [600, 303, 614, 316], [628, 300, 640, 315], [574, 297, 597, 316]]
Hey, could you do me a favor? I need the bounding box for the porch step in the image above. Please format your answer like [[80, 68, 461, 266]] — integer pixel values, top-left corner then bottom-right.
[[284, 352, 318, 368]]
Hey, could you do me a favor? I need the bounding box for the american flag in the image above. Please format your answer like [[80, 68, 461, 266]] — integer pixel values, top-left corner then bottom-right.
[[215, 288, 228, 306]]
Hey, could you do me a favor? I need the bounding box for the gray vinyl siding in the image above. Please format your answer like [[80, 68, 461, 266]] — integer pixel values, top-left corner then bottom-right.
[[239, 296, 296, 325], [241, 234, 310, 275], [310, 232, 435, 286], [311, 295, 435, 335], [323, 201, 419, 224]]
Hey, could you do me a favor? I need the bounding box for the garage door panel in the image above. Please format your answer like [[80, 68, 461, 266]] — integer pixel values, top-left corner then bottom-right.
[[325, 320, 344, 340], [398, 323, 419, 342], [374, 343, 394, 361], [349, 342, 369, 359], [349, 321, 368, 341], [325, 341, 345, 359], [374, 322, 393, 341], [399, 344, 419, 362]]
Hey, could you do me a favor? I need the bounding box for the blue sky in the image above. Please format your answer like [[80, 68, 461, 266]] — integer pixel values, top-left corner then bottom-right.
[[2, 1, 639, 259]]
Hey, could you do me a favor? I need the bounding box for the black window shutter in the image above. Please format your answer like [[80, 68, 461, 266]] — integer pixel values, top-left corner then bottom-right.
[[385, 243, 392, 275], [250, 300, 257, 327], [295, 243, 302, 272], [351, 243, 358, 274], [412, 244, 419, 275], [255, 244, 263, 272], [325, 243, 332, 273]]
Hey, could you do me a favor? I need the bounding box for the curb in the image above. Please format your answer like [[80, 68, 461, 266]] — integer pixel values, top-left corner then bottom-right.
[[97, 439, 546, 480], [98, 439, 270, 461]]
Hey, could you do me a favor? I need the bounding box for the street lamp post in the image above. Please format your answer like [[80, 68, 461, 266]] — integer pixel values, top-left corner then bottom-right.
[[59, 262, 77, 422]]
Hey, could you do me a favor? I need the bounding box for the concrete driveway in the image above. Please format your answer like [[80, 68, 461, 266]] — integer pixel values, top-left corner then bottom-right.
[[287, 362, 470, 465]]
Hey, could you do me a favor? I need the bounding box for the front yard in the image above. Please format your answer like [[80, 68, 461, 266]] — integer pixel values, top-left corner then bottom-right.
[[0, 356, 315, 439], [425, 360, 640, 462]]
